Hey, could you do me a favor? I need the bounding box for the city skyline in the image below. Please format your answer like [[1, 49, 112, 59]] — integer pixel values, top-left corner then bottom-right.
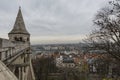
[[0, 0, 110, 44]]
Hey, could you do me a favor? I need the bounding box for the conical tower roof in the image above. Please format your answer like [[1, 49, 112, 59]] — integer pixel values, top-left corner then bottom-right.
[[9, 7, 30, 35]]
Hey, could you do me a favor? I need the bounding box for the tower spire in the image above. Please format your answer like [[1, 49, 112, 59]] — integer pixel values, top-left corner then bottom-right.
[[8, 8, 30, 45], [9, 7, 29, 35], [19, 6, 21, 9]]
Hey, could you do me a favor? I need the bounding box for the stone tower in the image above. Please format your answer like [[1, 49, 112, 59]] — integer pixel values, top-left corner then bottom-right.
[[8, 7, 30, 47]]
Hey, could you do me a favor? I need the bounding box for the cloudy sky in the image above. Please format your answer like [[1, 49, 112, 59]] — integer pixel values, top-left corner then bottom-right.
[[0, 0, 110, 44]]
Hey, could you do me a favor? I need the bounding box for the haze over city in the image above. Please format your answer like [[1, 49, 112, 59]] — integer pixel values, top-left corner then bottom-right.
[[0, 0, 110, 44], [0, 0, 120, 80]]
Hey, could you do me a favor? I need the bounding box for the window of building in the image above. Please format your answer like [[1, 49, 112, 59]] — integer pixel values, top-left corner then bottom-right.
[[14, 37, 18, 41], [27, 37, 29, 41], [19, 37, 23, 41]]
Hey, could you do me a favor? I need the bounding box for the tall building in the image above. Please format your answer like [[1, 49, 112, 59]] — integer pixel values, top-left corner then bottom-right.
[[0, 7, 35, 80], [8, 7, 30, 47]]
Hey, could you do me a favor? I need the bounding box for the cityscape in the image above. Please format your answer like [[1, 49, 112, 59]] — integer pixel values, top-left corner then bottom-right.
[[0, 0, 120, 80]]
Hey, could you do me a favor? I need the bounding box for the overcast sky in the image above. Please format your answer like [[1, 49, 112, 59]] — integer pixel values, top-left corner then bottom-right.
[[0, 0, 110, 44]]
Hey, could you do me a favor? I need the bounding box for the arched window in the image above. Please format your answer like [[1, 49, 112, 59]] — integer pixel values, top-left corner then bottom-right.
[[19, 37, 23, 41], [27, 37, 29, 41], [14, 37, 18, 41]]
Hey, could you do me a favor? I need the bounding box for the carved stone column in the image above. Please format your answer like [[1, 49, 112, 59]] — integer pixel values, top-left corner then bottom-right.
[[19, 67, 22, 80], [18, 67, 21, 80], [22, 67, 25, 80]]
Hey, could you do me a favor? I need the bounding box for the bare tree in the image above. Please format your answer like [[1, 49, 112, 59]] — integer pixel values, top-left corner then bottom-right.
[[86, 0, 120, 61]]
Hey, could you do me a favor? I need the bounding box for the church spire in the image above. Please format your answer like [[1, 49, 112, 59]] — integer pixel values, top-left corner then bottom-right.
[[9, 7, 30, 35]]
